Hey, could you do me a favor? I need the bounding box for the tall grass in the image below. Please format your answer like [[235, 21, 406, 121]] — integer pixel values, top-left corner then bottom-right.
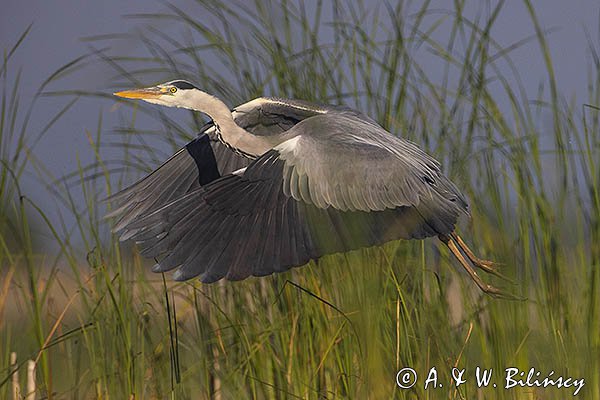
[[2, 1, 599, 398]]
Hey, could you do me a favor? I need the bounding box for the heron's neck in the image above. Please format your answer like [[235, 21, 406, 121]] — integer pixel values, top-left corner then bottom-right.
[[186, 91, 275, 157]]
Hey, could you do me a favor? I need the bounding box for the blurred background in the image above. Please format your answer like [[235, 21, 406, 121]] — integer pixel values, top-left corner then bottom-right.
[[1, 1, 599, 399]]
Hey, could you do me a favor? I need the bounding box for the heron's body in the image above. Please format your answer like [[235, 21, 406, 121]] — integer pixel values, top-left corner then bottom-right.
[[109, 80, 507, 296]]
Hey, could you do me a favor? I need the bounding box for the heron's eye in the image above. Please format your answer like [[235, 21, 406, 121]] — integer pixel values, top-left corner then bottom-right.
[[170, 87, 177, 93]]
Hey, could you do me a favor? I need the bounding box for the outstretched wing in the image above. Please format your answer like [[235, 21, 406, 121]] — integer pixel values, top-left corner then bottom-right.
[[120, 113, 469, 282], [105, 127, 250, 237], [107, 97, 337, 236]]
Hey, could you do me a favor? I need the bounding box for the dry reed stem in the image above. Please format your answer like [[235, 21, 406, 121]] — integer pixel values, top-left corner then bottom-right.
[[25, 360, 36, 400], [10, 352, 20, 400]]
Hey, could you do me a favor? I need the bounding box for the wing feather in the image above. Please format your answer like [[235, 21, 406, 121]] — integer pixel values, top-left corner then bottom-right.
[[276, 114, 468, 213], [120, 142, 463, 282], [110, 99, 470, 282], [107, 97, 348, 231]]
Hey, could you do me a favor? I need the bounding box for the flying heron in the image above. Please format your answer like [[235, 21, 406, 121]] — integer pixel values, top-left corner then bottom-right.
[[109, 80, 507, 297]]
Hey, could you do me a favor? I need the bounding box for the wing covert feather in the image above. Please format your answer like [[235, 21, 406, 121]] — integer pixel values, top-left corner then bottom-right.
[[276, 114, 468, 213]]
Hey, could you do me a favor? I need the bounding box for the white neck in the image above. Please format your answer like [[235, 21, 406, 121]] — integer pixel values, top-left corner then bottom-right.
[[182, 90, 277, 157]]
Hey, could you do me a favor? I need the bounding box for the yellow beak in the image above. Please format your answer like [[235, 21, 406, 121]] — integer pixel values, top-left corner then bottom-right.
[[113, 87, 165, 99]]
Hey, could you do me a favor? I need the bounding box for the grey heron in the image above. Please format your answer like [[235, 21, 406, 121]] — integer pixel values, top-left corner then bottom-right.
[[109, 80, 507, 297]]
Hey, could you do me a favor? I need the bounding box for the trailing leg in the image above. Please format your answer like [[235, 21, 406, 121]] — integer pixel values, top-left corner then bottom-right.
[[438, 233, 514, 299]]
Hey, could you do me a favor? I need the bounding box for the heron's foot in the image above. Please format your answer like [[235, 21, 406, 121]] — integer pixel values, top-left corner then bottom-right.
[[472, 278, 523, 301], [439, 233, 520, 300], [468, 255, 503, 270], [469, 258, 513, 283], [450, 233, 513, 283]]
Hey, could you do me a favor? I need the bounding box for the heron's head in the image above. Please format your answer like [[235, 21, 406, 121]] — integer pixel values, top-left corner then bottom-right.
[[114, 80, 202, 108]]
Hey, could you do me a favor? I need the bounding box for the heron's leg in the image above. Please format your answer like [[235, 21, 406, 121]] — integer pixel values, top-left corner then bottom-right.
[[450, 232, 508, 280], [450, 232, 500, 274], [438, 234, 509, 299]]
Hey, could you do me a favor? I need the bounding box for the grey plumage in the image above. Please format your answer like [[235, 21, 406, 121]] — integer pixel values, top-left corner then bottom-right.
[[125, 146, 464, 283], [109, 82, 507, 297], [107, 96, 352, 241]]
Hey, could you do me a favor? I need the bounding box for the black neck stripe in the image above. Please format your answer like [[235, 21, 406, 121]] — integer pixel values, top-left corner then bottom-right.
[[185, 134, 221, 185]]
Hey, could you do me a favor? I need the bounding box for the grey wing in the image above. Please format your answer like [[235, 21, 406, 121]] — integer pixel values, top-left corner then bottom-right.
[[106, 97, 341, 235], [123, 115, 469, 282], [106, 125, 250, 237], [276, 114, 469, 215]]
